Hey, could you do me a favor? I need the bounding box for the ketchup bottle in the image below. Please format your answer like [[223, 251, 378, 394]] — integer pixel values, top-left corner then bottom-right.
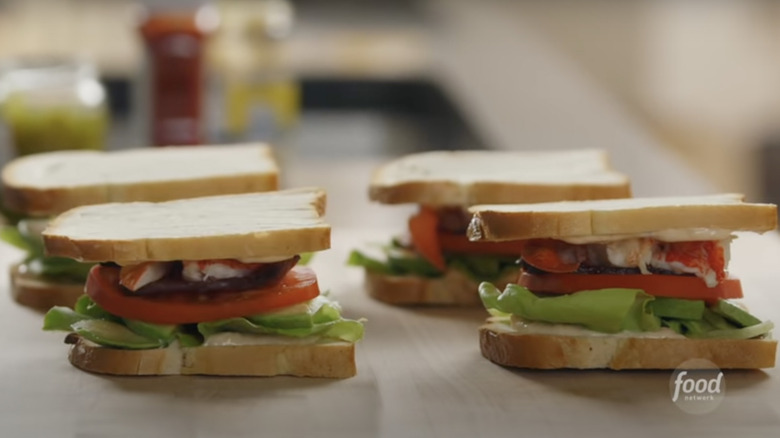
[[138, 3, 218, 146]]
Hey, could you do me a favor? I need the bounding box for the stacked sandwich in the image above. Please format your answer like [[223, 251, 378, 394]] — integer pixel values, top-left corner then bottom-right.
[[0, 144, 278, 309], [350, 149, 631, 305], [42, 188, 364, 377], [469, 194, 777, 369]]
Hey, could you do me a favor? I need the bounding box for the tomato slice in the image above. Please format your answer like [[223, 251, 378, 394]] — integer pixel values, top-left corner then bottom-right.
[[438, 233, 525, 256], [86, 265, 320, 324], [408, 207, 446, 271], [517, 271, 743, 301]]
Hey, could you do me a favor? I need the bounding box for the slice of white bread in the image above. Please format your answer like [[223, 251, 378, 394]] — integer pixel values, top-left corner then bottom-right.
[[369, 149, 631, 206], [9, 262, 84, 309], [480, 319, 777, 369], [365, 267, 518, 306], [2, 143, 279, 216], [42, 188, 330, 263], [65, 335, 356, 378], [469, 194, 778, 242]]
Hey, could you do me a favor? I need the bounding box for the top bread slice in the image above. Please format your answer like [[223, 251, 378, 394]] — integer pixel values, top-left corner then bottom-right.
[[369, 149, 631, 206], [468, 194, 778, 241], [42, 188, 329, 263], [2, 143, 279, 216]]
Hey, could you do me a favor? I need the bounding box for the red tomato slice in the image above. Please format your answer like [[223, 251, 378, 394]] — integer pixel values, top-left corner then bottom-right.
[[86, 265, 320, 324], [438, 232, 525, 256], [408, 207, 446, 271], [517, 271, 743, 301]]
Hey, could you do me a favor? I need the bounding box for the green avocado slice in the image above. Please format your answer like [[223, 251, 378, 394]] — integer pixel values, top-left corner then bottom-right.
[[123, 319, 177, 344], [648, 298, 705, 320], [702, 309, 734, 330], [712, 300, 763, 328], [71, 319, 161, 349]]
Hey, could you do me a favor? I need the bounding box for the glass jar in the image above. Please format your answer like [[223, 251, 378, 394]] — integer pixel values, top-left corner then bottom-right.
[[0, 58, 108, 156]]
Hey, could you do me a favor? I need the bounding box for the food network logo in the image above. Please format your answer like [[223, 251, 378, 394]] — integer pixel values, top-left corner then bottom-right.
[[668, 359, 725, 414]]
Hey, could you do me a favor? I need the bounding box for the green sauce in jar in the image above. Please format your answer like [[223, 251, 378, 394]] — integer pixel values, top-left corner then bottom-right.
[[0, 59, 108, 156]]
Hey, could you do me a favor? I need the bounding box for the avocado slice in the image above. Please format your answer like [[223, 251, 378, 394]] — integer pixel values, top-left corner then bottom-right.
[[703, 309, 734, 330], [649, 298, 705, 320], [123, 319, 177, 344], [661, 319, 684, 334], [712, 300, 762, 328], [71, 319, 161, 349], [176, 332, 203, 348], [680, 319, 716, 336]]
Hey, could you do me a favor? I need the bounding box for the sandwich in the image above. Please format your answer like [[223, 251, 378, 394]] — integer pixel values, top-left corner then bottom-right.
[[0, 143, 279, 309], [41, 188, 364, 377], [348, 149, 631, 306], [468, 194, 778, 369]]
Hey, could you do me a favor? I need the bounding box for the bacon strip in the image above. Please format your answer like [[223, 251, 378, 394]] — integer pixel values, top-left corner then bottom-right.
[[126, 256, 300, 296]]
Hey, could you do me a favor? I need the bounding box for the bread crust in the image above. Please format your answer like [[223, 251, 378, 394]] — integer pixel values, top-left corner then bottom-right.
[[364, 267, 518, 306], [66, 336, 357, 378], [479, 321, 777, 369], [370, 181, 631, 207], [469, 194, 778, 241], [42, 188, 330, 263], [369, 150, 631, 206], [2, 144, 279, 216], [9, 262, 84, 309]]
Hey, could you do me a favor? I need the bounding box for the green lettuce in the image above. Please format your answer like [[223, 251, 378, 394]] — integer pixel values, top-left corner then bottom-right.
[[1, 224, 93, 283], [198, 296, 364, 342], [44, 295, 364, 350], [479, 282, 659, 333], [480, 282, 773, 339], [348, 239, 519, 282]]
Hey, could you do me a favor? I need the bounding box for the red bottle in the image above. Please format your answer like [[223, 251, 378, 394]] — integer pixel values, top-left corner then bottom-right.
[[139, 5, 218, 145]]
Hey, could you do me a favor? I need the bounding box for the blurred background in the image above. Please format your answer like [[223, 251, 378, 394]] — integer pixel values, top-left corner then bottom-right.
[[1, 0, 780, 207]]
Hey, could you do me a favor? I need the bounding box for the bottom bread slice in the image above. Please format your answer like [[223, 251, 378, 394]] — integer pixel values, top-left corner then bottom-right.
[[480, 320, 777, 370], [10, 262, 84, 310], [365, 268, 518, 306], [66, 335, 357, 378]]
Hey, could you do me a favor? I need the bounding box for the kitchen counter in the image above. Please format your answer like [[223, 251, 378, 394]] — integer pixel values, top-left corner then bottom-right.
[[1, 226, 779, 437]]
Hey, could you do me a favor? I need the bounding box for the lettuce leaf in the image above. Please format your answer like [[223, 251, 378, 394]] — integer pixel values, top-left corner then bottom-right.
[[1, 225, 92, 282], [43, 306, 93, 331], [0, 226, 37, 253], [347, 250, 398, 276], [26, 257, 93, 282], [479, 282, 659, 333], [695, 321, 775, 339], [348, 241, 519, 282], [199, 296, 365, 342], [480, 281, 772, 339], [44, 294, 365, 349]]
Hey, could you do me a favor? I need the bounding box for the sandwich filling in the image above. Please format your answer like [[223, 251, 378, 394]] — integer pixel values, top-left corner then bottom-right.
[[44, 256, 364, 350], [348, 206, 523, 282], [480, 236, 773, 340], [1, 218, 93, 284]]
